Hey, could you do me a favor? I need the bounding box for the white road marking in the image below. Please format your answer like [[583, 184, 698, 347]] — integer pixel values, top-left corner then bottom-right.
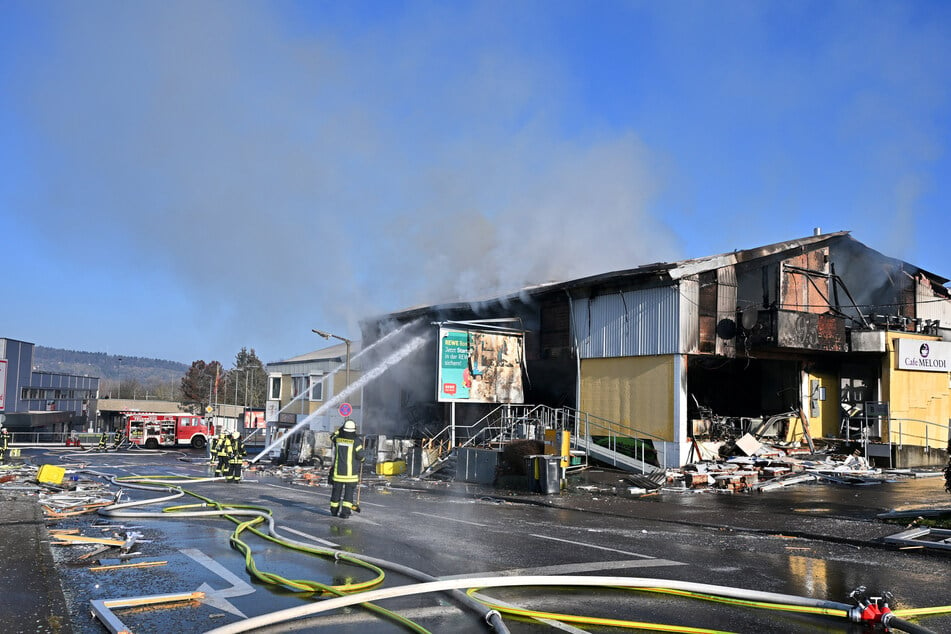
[[182, 548, 254, 617], [530, 533, 658, 558], [262, 482, 328, 498], [440, 558, 684, 580], [410, 511, 489, 527], [262, 482, 385, 507], [279, 526, 339, 548]]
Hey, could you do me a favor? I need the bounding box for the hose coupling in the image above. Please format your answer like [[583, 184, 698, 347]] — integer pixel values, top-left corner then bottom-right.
[[848, 586, 892, 624], [483, 609, 502, 627]]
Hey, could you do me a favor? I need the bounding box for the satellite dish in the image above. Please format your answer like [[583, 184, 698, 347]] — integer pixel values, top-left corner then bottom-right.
[[716, 318, 737, 340]]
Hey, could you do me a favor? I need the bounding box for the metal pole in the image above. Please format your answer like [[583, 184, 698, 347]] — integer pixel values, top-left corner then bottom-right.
[[451, 401, 456, 448], [345, 340, 351, 394], [249, 368, 255, 408]]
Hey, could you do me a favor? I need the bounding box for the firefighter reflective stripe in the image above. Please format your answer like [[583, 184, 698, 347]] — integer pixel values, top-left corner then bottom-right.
[[332, 438, 362, 483], [217, 436, 233, 456]]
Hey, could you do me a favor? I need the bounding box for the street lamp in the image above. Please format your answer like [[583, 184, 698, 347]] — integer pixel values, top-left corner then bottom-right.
[[246, 367, 255, 409], [312, 329, 352, 395], [234, 369, 244, 406]]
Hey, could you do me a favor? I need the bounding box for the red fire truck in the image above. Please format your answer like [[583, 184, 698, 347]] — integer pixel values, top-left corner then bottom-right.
[[124, 412, 214, 449]]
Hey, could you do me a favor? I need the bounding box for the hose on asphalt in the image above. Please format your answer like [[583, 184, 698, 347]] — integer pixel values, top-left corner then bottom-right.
[[93, 472, 506, 633], [883, 613, 940, 634], [88, 471, 947, 634]]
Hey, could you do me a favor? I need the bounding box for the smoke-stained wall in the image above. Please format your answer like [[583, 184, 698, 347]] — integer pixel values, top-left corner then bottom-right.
[[360, 290, 578, 438]]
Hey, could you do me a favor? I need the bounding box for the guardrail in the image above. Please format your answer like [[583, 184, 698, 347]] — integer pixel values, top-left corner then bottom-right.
[[8, 431, 102, 445]]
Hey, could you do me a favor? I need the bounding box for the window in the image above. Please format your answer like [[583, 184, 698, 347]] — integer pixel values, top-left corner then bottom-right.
[[308, 376, 323, 401], [292, 376, 307, 398], [269, 376, 281, 401]]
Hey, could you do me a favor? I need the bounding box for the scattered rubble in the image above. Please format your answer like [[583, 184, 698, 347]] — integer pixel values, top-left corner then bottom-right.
[[657, 437, 896, 494]]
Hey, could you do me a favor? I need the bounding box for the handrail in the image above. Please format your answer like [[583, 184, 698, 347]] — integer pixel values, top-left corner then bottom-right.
[[556, 406, 667, 473], [886, 417, 950, 448], [420, 403, 667, 474], [839, 416, 949, 470]]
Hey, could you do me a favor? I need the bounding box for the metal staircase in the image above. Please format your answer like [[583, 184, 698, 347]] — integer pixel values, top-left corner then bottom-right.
[[417, 404, 666, 478]]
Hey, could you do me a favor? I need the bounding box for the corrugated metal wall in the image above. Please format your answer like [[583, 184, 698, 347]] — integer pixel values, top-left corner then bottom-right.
[[716, 266, 737, 357], [572, 285, 683, 358], [579, 356, 675, 440], [679, 278, 700, 354]]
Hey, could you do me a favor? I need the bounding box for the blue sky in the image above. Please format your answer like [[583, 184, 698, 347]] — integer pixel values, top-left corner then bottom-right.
[[2, 1, 949, 366]]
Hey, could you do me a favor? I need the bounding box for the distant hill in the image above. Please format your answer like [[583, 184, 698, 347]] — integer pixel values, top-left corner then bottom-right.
[[33, 346, 188, 391]]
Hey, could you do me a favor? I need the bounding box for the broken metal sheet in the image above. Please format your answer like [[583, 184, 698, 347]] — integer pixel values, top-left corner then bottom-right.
[[752, 473, 818, 492], [734, 433, 763, 457], [884, 527, 951, 552], [811, 472, 884, 486]]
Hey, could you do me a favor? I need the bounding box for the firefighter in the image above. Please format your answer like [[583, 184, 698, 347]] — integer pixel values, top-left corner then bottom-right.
[[97, 432, 108, 452], [111, 428, 124, 450], [210, 429, 226, 465], [215, 430, 232, 478], [227, 431, 246, 483], [0, 427, 9, 462], [329, 420, 365, 518]]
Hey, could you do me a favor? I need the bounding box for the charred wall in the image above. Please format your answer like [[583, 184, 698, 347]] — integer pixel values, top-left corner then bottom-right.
[[359, 289, 579, 438]]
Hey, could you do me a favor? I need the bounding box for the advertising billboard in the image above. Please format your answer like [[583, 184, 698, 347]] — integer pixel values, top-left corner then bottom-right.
[[437, 327, 524, 403]]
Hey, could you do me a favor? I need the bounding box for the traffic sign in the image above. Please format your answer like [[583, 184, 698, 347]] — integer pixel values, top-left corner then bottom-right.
[[338, 403, 352, 417], [205, 406, 214, 414]]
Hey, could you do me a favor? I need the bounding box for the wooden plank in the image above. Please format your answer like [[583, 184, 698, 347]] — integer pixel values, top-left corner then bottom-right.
[[52, 534, 126, 546], [89, 561, 168, 572], [797, 408, 816, 453]]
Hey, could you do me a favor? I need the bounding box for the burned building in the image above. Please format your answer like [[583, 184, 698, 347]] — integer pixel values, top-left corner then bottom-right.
[[360, 231, 951, 469]]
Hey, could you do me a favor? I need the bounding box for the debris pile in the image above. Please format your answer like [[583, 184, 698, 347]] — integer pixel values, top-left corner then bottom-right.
[[668, 441, 884, 494]]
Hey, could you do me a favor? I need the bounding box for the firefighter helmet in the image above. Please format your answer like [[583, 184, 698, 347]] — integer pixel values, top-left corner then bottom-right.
[[343, 420, 356, 432], [231, 431, 240, 439]]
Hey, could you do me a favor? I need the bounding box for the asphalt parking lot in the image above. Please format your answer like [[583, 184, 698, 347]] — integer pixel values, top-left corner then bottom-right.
[[3, 445, 951, 634]]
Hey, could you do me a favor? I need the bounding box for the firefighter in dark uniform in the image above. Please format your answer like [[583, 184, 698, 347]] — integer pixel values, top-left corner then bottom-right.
[[329, 420, 364, 518], [111, 428, 124, 450], [215, 431, 232, 478], [0, 427, 9, 461], [97, 432, 108, 452], [227, 431, 246, 483]]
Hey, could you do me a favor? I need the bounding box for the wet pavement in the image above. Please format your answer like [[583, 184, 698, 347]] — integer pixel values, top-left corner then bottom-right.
[[3, 446, 951, 634]]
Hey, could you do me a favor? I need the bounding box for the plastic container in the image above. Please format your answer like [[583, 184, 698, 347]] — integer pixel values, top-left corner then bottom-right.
[[37, 464, 66, 485], [375, 460, 406, 476]]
